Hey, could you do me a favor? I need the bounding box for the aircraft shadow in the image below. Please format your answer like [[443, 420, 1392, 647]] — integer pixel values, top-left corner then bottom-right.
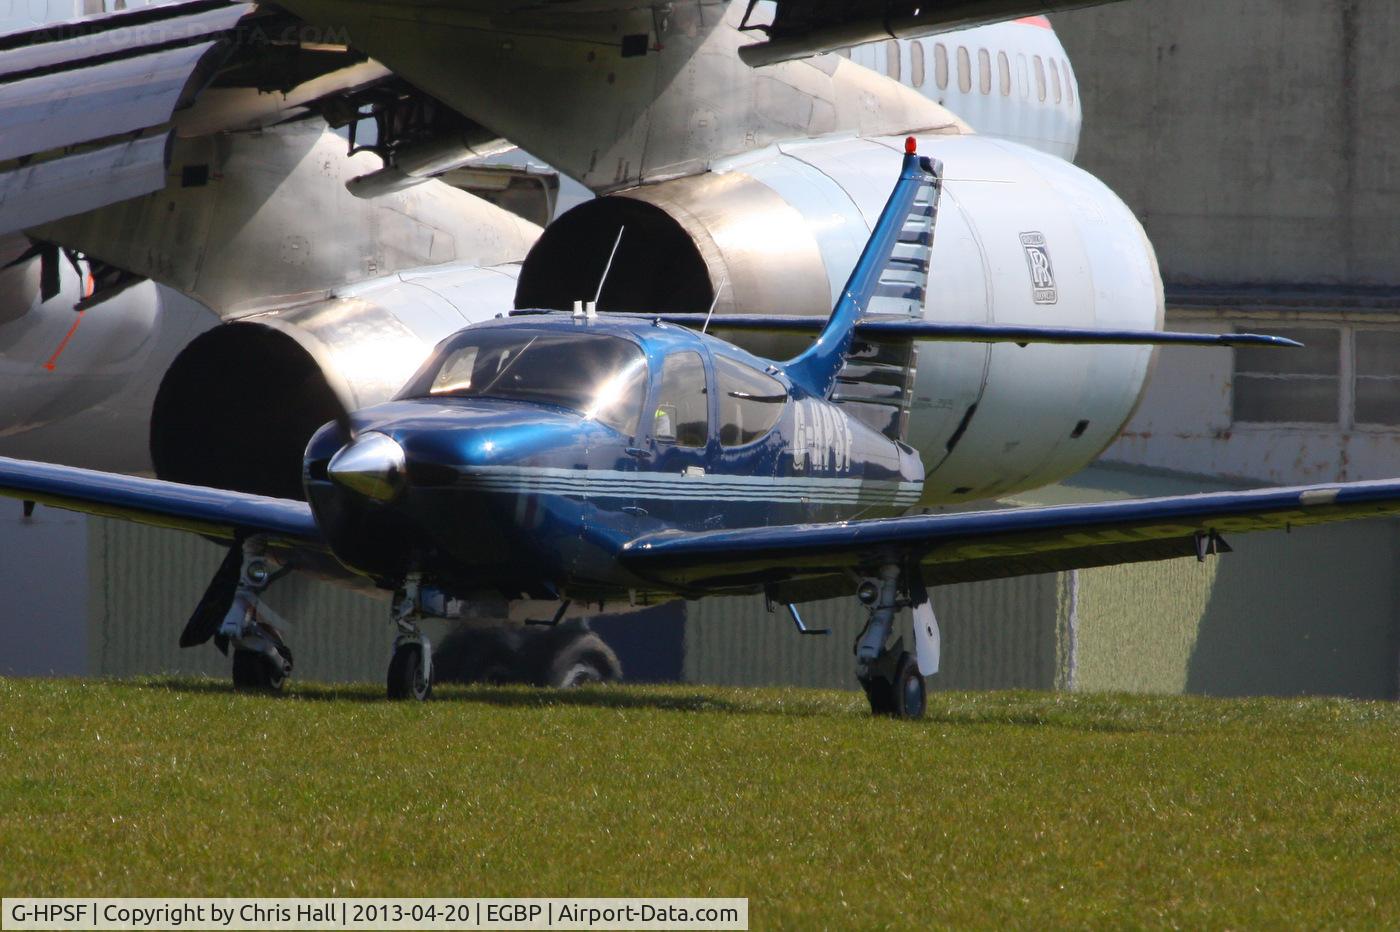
[[131, 678, 1162, 729]]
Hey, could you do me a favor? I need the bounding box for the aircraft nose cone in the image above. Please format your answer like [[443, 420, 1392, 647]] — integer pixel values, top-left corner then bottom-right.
[[327, 431, 407, 502]]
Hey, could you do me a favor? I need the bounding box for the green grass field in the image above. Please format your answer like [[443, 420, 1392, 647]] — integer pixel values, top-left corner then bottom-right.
[[2, 679, 1398, 928]]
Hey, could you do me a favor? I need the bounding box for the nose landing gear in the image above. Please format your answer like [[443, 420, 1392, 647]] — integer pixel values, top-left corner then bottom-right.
[[387, 573, 433, 701]]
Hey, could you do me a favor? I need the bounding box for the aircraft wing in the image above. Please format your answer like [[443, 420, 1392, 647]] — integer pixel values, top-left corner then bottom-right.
[[619, 479, 1400, 598], [620, 313, 1302, 349], [0, 1, 392, 236], [0, 455, 323, 549], [738, 0, 1125, 66]]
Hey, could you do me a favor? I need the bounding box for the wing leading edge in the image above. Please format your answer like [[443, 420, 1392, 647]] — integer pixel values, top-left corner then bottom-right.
[[619, 479, 1400, 597], [0, 455, 321, 547], [619, 313, 1303, 349]]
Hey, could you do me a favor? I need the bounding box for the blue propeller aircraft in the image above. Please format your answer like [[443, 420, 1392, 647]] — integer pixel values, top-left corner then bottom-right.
[[6, 139, 1400, 717]]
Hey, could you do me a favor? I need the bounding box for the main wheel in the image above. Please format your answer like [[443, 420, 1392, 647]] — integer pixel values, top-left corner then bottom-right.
[[858, 671, 897, 716], [387, 642, 433, 701], [546, 632, 622, 688], [892, 651, 926, 720], [232, 649, 286, 692]]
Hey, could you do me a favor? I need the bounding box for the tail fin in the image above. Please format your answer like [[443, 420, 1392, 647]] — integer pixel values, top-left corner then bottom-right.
[[783, 137, 942, 399]]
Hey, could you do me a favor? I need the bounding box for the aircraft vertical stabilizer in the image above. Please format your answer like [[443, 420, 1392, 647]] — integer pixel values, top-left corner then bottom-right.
[[783, 139, 941, 399]]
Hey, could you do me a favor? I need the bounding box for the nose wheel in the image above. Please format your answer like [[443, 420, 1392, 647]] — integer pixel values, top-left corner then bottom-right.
[[386, 573, 433, 701]]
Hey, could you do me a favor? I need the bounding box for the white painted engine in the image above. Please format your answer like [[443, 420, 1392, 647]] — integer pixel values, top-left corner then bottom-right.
[[515, 133, 1164, 504]]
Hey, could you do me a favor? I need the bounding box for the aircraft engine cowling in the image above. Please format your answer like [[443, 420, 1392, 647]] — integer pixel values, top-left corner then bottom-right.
[[515, 134, 1164, 505], [150, 265, 522, 501]]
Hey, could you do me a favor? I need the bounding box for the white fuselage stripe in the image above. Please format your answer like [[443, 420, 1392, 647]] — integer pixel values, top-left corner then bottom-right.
[[451, 465, 921, 505]]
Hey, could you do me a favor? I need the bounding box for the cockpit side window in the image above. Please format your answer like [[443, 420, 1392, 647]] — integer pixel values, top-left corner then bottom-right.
[[653, 351, 708, 448], [715, 355, 787, 447]]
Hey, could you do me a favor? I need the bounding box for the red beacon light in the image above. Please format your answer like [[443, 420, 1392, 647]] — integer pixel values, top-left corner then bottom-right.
[[905, 136, 917, 154]]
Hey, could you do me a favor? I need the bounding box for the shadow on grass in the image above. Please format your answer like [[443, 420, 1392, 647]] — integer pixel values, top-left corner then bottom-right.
[[126, 677, 1186, 731], [131, 677, 835, 717]]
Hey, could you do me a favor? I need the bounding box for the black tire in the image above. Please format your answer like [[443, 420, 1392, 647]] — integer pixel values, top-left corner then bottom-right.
[[232, 649, 285, 692], [545, 632, 621, 688], [858, 672, 896, 717], [387, 642, 433, 701], [893, 651, 926, 720]]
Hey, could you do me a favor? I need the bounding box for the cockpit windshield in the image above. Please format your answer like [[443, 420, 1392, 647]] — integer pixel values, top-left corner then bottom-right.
[[398, 328, 649, 435]]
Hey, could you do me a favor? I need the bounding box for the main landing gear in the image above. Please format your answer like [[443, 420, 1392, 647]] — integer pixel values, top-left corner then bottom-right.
[[207, 542, 294, 693], [852, 564, 940, 719]]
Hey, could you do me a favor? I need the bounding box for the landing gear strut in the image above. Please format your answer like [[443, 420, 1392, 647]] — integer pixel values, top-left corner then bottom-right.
[[217, 544, 294, 692], [853, 564, 938, 719], [387, 573, 433, 701]]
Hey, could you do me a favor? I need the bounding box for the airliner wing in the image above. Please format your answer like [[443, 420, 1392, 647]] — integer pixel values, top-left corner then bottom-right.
[[619, 479, 1400, 598], [739, 1, 1125, 66], [0, 1, 390, 236], [0, 456, 323, 549]]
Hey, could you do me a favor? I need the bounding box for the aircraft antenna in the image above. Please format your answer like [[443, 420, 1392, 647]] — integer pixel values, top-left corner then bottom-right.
[[701, 275, 727, 334], [593, 226, 626, 310]]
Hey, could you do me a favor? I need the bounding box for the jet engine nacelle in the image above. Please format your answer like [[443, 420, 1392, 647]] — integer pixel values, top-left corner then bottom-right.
[[515, 134, 1164, 504], [150, 264, 522, 500]]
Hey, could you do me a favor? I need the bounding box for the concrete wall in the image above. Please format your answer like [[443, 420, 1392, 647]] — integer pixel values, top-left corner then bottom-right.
[[1054, 0, 1400, 288]]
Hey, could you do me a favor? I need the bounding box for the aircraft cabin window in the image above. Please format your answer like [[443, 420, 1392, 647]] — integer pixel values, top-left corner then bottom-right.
[[1034, 55, 1047, 102], [910, 40, 925, 88], [654, 351, 709, 448], [885, 40, 901, 81], [1017, 53, 1030, 99], [1048, 56, 1062, 103], [998, 51, 1011, 96], [934, 43, 949, 90], [957, 46, 971, 93], [1062, 60, 1075, 106], [404, 329, 648, 435], [978, 48, 992, 95], [715, 355, 787, 447]]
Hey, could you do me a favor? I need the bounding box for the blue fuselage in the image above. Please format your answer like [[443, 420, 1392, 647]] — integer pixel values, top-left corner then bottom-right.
[[304, 316, 924, 599]]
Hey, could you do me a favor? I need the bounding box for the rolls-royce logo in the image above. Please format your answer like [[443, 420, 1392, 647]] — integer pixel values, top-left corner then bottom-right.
[[1020, 232, 1058, 305]]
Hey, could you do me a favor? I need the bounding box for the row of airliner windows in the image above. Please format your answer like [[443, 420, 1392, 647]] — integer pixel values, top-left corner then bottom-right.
[[845, 41, 1075, 108]]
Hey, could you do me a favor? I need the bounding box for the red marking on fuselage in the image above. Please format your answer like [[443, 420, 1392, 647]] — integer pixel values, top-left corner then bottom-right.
[[1016, 15, 1052, 28], [43, 311, 85, 372]]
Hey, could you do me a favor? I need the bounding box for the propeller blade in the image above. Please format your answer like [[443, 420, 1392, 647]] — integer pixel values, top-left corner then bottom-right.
[[39, 243, 60, 304], [327, 383, 357, 445], [4, 241, 61, 303], [179, 542, 244, 648]]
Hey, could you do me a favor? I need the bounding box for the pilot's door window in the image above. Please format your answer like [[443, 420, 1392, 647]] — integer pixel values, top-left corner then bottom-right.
[[653, 351, 709, 449]]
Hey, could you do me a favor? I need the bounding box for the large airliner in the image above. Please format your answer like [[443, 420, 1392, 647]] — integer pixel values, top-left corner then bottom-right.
[[0, 4, 1092, 491]]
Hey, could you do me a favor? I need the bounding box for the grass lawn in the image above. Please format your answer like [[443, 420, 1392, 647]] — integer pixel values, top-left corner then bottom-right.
[[1, 678, 1398, 928]]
